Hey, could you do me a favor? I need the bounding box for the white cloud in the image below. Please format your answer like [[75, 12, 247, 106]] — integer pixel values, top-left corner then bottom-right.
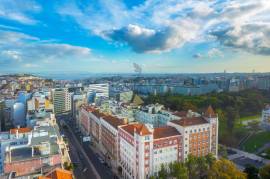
[[106, 22, 199, 53], [0, 30, 92, 66], [24, 63, 39, 68], [208, 48, 224, 58], [1, 50, 22, 61], [57, 0, 270, 55], [0, 0, 41, 25]]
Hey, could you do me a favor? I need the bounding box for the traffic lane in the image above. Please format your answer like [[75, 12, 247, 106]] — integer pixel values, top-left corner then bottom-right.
[[63, 121, 101, 179], [81, 143, 113, 179], [63, 127, 96, 179], [65, 121, 114, 179]]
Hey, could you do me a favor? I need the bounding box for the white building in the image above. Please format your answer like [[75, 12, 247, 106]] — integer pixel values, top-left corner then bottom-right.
[[88, 83, 109, 97], [86, 83, 109, 103], [0, 128, 32, 173], [134, 104, 181, 127], [262, 105, 270, 130]]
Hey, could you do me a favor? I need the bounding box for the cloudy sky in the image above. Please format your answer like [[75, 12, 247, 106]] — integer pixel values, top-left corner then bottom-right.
[[0, 0, 270, 73]]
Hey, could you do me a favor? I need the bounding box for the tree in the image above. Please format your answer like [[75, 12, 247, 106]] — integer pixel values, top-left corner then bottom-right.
[[259, 164, 270, 179], [170, 162, 188, 179], [197, 156, 208, 178], [218, 145, 228, 159], [205, 153, 216, 168], [185, 155, 199, 179], [182, 101, 197, 111], [158, 164, 168, 179], [63, 162, 74, 171], [244, 164, 259, 179], [225, 106, 239, 133], [207, 158, 246, 179]]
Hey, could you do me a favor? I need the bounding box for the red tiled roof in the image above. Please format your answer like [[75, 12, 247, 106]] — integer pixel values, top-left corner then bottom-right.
[[10, 127, 32, 134], [171, 117, 208, 127], [121, 123, 152, 136], [82, 105, 97, 112], [91, 110, 105, 118], [102, 115, 125, 129], [153, 126, 181, 139]]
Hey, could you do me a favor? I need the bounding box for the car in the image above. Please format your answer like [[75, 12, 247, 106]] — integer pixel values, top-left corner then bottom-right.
[[98, 157, 105, 164], [82, 168, 88, 172]]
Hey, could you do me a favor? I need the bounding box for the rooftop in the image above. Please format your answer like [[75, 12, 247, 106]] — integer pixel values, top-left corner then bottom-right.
[[43, 168, 73, 179], [121, 123, 152, 136], [91, 109, 105, 118], [173, 111, 188, 117], [10, 147, 32, 162], [170, 117, 208, 127], [153, 126, 181, 139], [10, 127, 32, 134], [204, 105, 216, 118], [102, 115, 125, 129]]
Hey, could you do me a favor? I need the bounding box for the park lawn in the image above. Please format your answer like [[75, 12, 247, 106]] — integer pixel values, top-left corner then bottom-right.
[[242, 131, 270, 153], [238, 115, 260, 122]]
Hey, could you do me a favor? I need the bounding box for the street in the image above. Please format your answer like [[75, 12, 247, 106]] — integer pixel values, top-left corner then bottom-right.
[[57, 115, 115, 179], [63, 127, 97, 179]]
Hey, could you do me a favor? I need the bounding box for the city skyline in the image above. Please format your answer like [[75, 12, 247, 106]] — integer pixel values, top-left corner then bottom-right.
[[0, 0, 270, 73]]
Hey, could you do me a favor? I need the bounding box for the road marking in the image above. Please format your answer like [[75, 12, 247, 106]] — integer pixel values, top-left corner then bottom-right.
[[64, 121, 101, 179]]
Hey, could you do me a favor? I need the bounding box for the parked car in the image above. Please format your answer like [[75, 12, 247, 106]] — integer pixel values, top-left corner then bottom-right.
[[98, 157, 105, 164]]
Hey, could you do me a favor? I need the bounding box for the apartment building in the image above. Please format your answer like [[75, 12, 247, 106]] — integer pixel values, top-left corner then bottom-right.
[[152, 126, 182, 175], [100, 115, 126, 168], [262, 104, 270, 130], [118, 123, 153, 179], [78, 105, 218, 179], [0, 127, 32, 173], [52, 88, 71, 115], [0, 108, 67, 177], [119, 106, 218, 178], [134, 104, 181, 127]]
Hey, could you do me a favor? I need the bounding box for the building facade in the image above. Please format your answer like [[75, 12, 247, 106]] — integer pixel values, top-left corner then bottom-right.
[[262, 105, 270, 130], [52, 88, 71, 115]]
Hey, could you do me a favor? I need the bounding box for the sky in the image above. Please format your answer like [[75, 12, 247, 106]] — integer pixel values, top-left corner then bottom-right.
[[0, 0, 270, 74]]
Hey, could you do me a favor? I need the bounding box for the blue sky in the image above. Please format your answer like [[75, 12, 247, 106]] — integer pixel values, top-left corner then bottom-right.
[[0, 0, 270, 73]]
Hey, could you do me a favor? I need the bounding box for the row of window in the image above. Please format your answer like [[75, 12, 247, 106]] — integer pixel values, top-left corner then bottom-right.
[[185, 127, 210, 134]]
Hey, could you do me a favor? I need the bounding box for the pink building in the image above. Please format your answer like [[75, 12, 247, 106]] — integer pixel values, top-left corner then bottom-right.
[[78, 105, 218, 179], [118, 106, 218, 179]]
